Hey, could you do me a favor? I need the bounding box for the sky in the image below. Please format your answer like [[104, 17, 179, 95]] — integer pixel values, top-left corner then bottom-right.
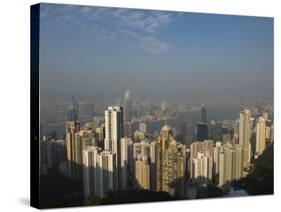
[[39, 3, 273, 103]]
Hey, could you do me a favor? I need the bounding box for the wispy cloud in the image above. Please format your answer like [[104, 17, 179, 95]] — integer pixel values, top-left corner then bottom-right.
[[115, 10, 172, 33], [138, 37, 170, 54], [120, 28, 170, 54], [40, 4, 176, 54]]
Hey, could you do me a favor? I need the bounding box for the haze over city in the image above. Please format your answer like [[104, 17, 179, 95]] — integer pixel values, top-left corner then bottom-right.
[[36, 3, 274, 208], [39, 4, 273, 103]]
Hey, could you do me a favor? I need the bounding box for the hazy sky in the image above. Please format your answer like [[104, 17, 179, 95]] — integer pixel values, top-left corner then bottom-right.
[[39, 3, 273, 102]]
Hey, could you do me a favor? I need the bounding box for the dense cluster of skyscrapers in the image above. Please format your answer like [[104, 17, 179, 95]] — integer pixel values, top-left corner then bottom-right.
[[40, 91, 274, 199]]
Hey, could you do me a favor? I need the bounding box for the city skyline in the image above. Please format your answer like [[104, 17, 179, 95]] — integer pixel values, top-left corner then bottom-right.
[[34, 3, 274, 208], [40, 91, 274, 207]]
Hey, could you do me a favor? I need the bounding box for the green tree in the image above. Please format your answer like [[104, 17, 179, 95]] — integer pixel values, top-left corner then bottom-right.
[[239, 144, 273, 195], [83, 196, 102, 205]]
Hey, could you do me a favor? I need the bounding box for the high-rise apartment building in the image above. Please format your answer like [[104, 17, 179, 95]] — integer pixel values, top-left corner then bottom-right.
[[140, 140, 150, 157], [133, 142, 142, 159], [104, 106, 123, 188], [192, 151, 213, 184], [218, 144, 242, 187], [104, 106, 123, 152], [239, 109, 252, 175], [133, 140, 150, 157], [69, 127, 96, 179], [95, 124, 105, 148], [213, 141, 222, 175], [65, 121, 80, 178], [256, 117, 266, 157], [96, 150, 117, 196], [189, 140, 214, 178], [135, 155, 150, 190], [120, 137, 132, 190], [82, 147, 117, 198], [156, 125, 186, 194], [231, 145, 243, 181], [82, 146, 101, 198], [65, 121, 79, 160]]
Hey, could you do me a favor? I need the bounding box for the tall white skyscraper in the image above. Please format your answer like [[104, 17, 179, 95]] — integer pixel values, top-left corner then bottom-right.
[[82, 147, 117, 198], [218, 144, 242, 187], [256, 117, 266, 157], [189, 140, 214, 178], [104, 106, 123, 152], [120, 137, 132, 190], [239, 109, 252, 174], [213, 141, 222, 175], [82, 146, 100, 198], [192, 151, 213, 184], [232, 145, 243, 181], [104, 106, 123, 188], [96, 150, 117, 197]]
